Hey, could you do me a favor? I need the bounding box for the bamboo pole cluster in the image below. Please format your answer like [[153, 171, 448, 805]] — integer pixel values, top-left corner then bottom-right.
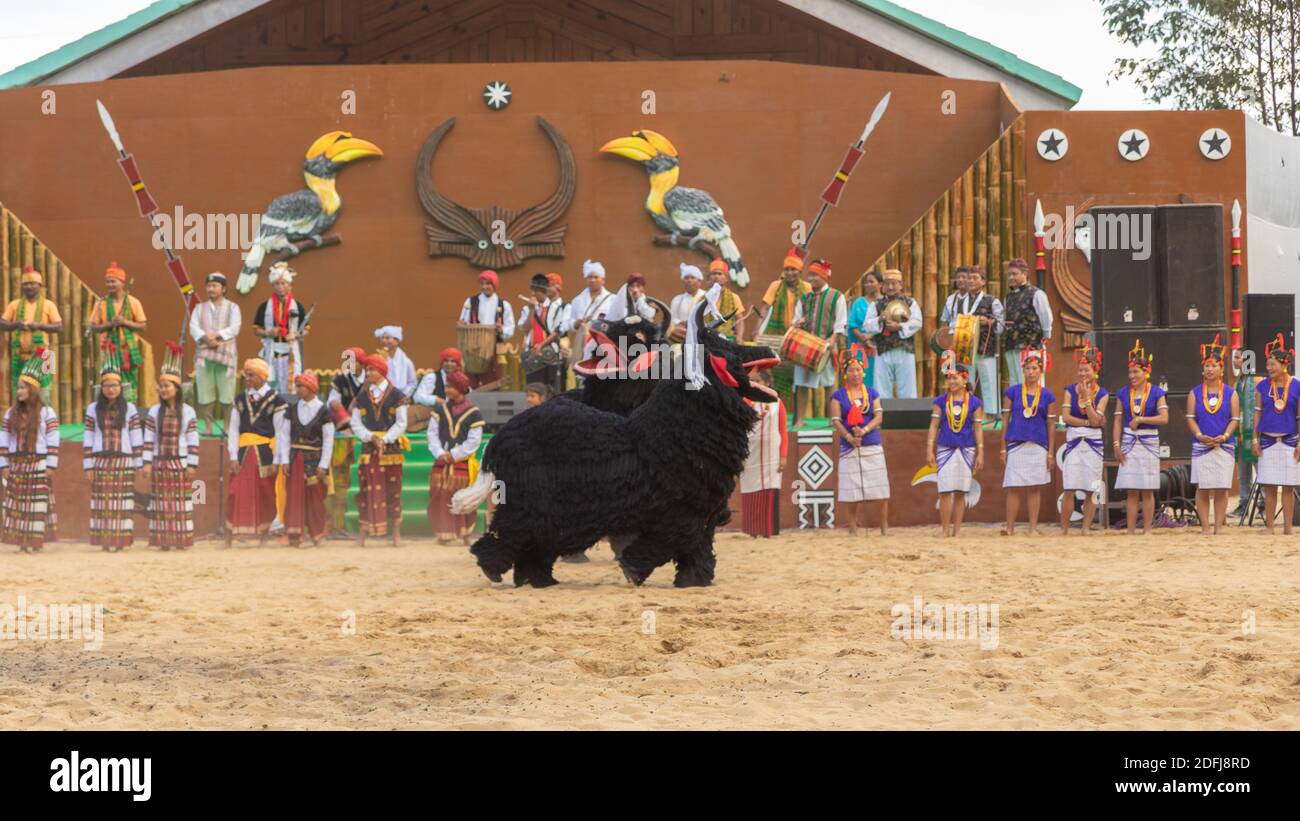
[[848, 119, 1029, 395]]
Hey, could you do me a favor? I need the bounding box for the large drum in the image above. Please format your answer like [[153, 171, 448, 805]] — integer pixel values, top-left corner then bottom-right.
[[930, 314, 980, 365], [457, 324, 498, 375], [780, 327, 833, 372]]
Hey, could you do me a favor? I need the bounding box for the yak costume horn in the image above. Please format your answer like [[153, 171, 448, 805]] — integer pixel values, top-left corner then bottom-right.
[[646, 296, 672, 337], [684, 299, 710, 390], [708, 309, 738, 331]]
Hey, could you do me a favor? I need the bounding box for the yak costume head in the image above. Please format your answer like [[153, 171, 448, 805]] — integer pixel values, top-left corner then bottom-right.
[[683, 300, 780, 403]]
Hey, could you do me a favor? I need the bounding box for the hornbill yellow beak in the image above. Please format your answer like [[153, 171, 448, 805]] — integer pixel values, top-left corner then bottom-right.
[[305, 131, 384, 163], [600, 129, 677, 162]]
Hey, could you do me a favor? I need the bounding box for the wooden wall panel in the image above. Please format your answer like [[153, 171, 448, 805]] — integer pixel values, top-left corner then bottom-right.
[[118, 0, 936, 76]]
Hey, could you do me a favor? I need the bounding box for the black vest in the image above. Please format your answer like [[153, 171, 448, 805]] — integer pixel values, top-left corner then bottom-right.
[[873, 296, 916, 355], [289, 402, 331, 472], [1003, 284, 1045, 351], [235, 389, 286, 467]]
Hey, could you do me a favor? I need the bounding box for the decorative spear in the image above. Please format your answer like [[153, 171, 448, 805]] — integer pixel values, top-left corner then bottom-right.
[[1230, 199, 1243, 352], [799, 92, 891, 258], [96, 99, 200, 347], [1033, 199, 1047, 290]]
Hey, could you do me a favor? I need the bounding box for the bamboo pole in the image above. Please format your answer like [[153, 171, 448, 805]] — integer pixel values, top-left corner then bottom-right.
[[1001, 135, 1015, 283], [56, 256, 69, 417], [937, 191, 951, 301], [962, 168, 975, 265], [975, 153, 988, 271], [950, 176, 962, 267], [1012, 118, 1028, 260], [987, 145, 1002, 297], [923, 208, 938, 395], [72, 269, 84, 412]]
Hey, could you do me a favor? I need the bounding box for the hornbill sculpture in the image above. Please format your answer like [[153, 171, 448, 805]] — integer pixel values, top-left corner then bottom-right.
[[237, 131, 383, 293], [600, 129, 750, 287]]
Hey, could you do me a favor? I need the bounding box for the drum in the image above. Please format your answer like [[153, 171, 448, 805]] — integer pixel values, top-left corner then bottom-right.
[[755, 333, 793, 400], [952, 313, 980, 365], [930, 326, 955, 355], [457, 324, 497, 375], [780, 327, 833, 372], [521, 344, 562, 374]]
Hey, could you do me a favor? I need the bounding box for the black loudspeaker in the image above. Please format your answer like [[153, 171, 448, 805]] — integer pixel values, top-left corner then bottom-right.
[[1094, 327, 1228, 397], [1090, 205, 1160, 329], [1157, 203, 1225, 327], [881, 398, 937, 430], [1243, 293, 1296, 369]]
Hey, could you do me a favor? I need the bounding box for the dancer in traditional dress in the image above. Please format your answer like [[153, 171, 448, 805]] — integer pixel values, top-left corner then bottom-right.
[[283, 373, 334, 547], [374, 325, 417, 398], [1058, 341, 1109, 535], [326, 346, 366, 537], [225, 357, 289, 546], [88, 262, 148, 403], [0, 354, 59, 551], [1000, 343, 1056, 535], [2, 266, 62, 402], [83, 345, 144, 551], [427, 371, 484, 545], [790, 259, 846, 423], [600, 273, 657, 323], [754, 248, 812, 339], [1250, 334, 1300, 535], [740, 368, 787, 538], [1186, 334, 1239, 535], [351, 353, 409, 546], [1113, 340, 1168, 536], [142, 342, 199, 550], [927, 360, 983, 537], [954, 265, 1003, 427], [831, 357, 888, 535], [189, 272, 241, 435], [253, 261, 309, 400]]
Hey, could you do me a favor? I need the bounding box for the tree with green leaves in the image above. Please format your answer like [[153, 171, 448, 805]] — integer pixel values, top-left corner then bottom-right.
[[1100, 0, 1298, 135]]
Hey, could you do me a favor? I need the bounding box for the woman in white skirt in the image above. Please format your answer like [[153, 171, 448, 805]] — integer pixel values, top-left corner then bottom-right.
[[831, 357, 888, 536], [1187, 335, 1239, 535], [1059, 342, 1109, 535], [1250, 334, 1300, 535], [927, 360, 984, 537], [1000, 345, 1056, 535], [1113, 340, 1168, 535]]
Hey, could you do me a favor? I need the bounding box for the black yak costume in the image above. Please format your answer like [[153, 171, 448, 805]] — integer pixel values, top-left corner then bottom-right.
[[454, 301, 778, 588]]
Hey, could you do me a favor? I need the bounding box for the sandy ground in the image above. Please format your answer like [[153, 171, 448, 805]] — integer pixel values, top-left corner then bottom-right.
[[1, 524, 1299, 730]]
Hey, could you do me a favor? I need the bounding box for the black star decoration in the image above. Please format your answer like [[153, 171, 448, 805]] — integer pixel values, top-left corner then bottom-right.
[[1039, 131, 1064, 156], [1121, 132, 1146, 156], [1203, 130, 1227, 155]]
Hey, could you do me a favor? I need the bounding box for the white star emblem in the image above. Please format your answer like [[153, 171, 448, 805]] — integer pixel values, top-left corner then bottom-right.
[[483, 81, 511, 110]]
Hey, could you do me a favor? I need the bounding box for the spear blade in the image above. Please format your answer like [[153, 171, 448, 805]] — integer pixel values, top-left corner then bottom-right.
[[1231, 198, 1242, 235], [1033, 199, 1045, 234], [858, 92, 891, 145], [96, 99, 125, 153]]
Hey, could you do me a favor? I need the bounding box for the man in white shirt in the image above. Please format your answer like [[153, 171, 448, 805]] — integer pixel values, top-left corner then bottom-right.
[[374, 325, 417, 398], [565, 259, 614, 362], [955, 265, 1004, 424], [669, 263, 707, 342], [863, 269, 923, 399], [189, 272, 242, 435], [458, 269, 515, 388]]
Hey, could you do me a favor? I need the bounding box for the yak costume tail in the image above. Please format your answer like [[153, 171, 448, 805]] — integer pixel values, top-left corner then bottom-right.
[[451, 470, 495, 515]]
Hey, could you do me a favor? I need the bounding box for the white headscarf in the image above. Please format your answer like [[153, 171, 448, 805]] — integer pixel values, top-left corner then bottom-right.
[[679, 263, 703, 281], [374, 325, 403, 342], [583, 259, 606, 279]]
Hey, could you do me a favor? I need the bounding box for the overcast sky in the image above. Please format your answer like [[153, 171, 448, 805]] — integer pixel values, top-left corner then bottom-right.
[[0, 0, 1151, 109]]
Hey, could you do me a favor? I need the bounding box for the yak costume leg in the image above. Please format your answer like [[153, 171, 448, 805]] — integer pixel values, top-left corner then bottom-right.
[[619, 519, 703, 586], [512, 549, 558, 588]]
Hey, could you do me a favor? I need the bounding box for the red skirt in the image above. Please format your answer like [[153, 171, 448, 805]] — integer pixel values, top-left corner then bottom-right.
[[427, 460, 474, 539], [356, 460, 403, 536], [226, 450, 277, 536], [284, 451, 327, 544], [741, 489, 780, 538]]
